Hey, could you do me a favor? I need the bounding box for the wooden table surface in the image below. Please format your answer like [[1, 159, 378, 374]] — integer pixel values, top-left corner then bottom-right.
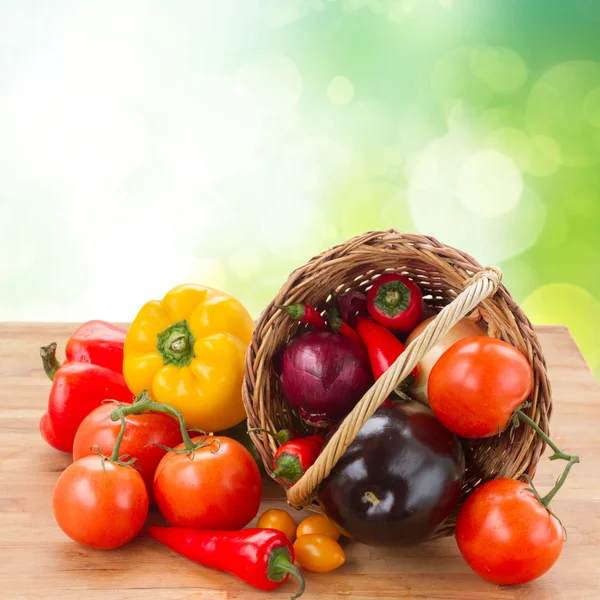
[[1, 323, 599, 600]]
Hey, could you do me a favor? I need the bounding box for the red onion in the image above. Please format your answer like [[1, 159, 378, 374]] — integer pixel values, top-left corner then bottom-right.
[[278, 332, 373, 427]]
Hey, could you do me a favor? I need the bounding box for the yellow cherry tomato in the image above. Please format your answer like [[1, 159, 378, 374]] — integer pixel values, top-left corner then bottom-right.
[[293, 534, 346, 573], [123, 284, 254, 432], [296, 513, 341, 541], [257, 509, 297, 542]]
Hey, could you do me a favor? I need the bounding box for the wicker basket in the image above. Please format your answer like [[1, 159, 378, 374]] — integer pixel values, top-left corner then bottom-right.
[[242, 229, 552, 538]]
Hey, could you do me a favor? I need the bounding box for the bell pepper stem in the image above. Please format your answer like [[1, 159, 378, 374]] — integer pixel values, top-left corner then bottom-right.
[[268, 547, 305, 600], [515, 408, 580, 507], [110, 390, 208, 454], [156, 320, 196, 367], [40, 343, 61, 381]]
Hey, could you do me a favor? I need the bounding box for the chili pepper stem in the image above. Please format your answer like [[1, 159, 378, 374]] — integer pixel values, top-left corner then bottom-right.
[[40, 343, 61, 381], [110, 390, 213, 455], [268, 547, 305, 600], [275, 304, 305, 320], [247, 427, 293, 444], [515, 408, 580, 508]]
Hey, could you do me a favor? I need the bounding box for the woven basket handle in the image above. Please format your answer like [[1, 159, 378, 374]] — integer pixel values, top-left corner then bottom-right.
[[286, 265, 503, 507]]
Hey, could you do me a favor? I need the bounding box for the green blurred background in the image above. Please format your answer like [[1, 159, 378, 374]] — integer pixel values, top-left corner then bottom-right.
[[1, 0, 599, 378]]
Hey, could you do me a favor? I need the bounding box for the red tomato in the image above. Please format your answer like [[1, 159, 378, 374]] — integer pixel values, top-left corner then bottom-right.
[[428, 337, 533, 438], [53, 455, 148, 550], [154, 435, 262, 529], [455, 478, 564, 585], [73, 402, 182, 501]]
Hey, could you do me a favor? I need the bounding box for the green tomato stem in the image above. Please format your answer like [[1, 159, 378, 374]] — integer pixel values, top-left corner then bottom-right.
[[515, 408, 580, 507], [110, 390, 206, 454], [109, 409, 128, 462]]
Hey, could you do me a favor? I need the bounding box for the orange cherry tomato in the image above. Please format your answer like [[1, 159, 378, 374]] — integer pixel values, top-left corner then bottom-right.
[[428, 337, 533, 438], [257, 509, 297, 542], [293, 534, 345, 573], [153, 435, 262, 529], [296, 514, 341, 541], [53, 455, 148, 550]]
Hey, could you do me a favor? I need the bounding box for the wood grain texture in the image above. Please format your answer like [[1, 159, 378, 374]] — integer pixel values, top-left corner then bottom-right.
[[0, 323, 599, 600]]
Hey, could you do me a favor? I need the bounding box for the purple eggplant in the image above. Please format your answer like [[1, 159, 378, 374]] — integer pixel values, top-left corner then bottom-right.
[[318, 399, 465, 546]]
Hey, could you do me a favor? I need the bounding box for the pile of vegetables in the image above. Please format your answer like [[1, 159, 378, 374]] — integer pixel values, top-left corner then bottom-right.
[[38, 275, 579, 598], [273, 272, 579, 585]]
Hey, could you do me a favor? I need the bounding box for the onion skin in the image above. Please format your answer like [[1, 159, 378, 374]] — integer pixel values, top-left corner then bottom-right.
[[405, 316, 488, 405], [279, 332, 373, 428]]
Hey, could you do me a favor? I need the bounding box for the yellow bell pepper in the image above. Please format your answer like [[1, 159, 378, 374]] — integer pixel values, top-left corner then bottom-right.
[[123, 284, 254, 432]]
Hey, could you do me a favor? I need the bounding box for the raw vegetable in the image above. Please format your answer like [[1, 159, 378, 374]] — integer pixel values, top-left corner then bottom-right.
[[218, 419, 266, 474], [296, 514, 341, 541], [39, 321, 132, 453], [337, 290, 366, 325], [428, 336, 532, 438], [366, 274, 423, 332], [148, 527, 305, 599], [123, 283, 254, 432], [272, 435, 325, 486], [318, 400, 464, 546], [52, 410, 148, 549], [355, 317, 418, 382], [72, 393, 182, 500], [293, 534, 345, 573], [276, 304, 327, 330], [278, 332, 373, 427], [455, 478, 564, 585], [153, 433, 262, 529], [328, 307, 361, 344], [257, 509, 297, 542], [92, 393, 261, 528], [405, 316, 488, 404]]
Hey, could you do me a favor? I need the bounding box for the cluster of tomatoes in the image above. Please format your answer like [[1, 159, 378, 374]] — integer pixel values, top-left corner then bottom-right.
[[427, 336, 577, 585], [53, 393, 262, 550]]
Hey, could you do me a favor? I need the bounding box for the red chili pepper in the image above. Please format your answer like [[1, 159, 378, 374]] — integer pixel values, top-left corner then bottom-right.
[[366, 274, 423, 333], [355, 317, 419, 382], [276, 304, 327, 329], [327, 308, 361, 344], [272, 435, 324, 486], [148, 527, 305, 599], [39, 321, 132, 453]]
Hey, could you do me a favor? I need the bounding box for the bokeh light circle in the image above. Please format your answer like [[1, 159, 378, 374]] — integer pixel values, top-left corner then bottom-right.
[[236, 53, 303, 119], [521, 283, 600, 374], [456, 149, 523, 217], [527, 135, 562, 177], [469, 46, 528, 94], [526, 61, 600, 167], [583, 86, 600, 128], [328, 76, 355, 105], [485, 128, 531, 171], [408, 131, 545, 264]]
